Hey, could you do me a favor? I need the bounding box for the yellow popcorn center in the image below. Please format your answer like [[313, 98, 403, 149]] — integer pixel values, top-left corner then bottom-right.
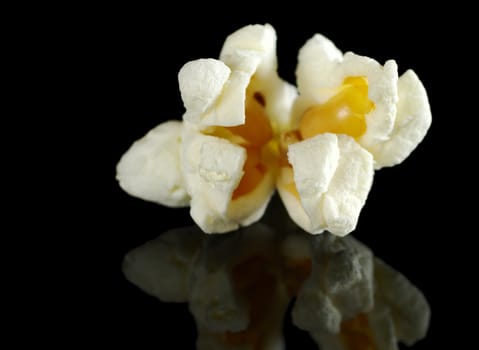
[[279, 130, 302, 168], [228, 92, 273, 147], [206, 80, 274, 200], [230, 94, 272, 200], [278, 131, 301, 199], [299, 76, 374, 140], [340, 313, 378, 350]]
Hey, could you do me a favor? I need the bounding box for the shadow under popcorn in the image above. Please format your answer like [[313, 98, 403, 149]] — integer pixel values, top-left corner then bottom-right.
[[122, 202, 430, 350]]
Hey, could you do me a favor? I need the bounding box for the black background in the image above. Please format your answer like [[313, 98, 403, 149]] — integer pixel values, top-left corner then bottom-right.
[[73, 4, 469, 349]]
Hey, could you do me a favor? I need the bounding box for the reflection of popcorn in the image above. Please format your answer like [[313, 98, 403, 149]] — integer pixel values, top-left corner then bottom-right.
[[123, 220, 430, 350], [292, 234, 430, 350], [122, 226, 203, 302], [117, 23, 431, 236], [292, 234, 374, 335], [124, 223, 290, 350]]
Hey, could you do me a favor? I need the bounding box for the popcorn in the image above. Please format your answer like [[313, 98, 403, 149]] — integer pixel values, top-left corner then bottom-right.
[[116, 24, 431, 236], [123, 217, 430, 349], [119, 24, 431, 346]]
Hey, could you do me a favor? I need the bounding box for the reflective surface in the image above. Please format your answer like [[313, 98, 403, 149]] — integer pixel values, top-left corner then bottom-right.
[[122, 199, 430, 350]]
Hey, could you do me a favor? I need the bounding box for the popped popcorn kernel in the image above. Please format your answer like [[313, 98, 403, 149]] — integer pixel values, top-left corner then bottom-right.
[[117, 23, 431, 236]]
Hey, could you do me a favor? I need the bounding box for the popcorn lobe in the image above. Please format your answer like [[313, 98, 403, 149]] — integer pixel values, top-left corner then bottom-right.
[[280, 134, 373, 236], [178, 59, 231, 124], [116, 121, 189, 207], [371, 69, 432, 168]]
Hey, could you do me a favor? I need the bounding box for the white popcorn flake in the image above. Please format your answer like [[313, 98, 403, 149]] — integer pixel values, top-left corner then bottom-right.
[[220, 23, 277, 76], [199, 140, 245, 187], [288, 133, 339, 199], [279, 134, 373, 236], [371, 69, 432, 168], [288, 133, 339, 230], [295, 34, 343, 105], [178, 59, 231, 122], [182, 130, 245, 207], [321, 135, 374, 236], [220, 23, 298, 134], [179, 59, 253, 128], [200, 70, 251, 127], [354, 57, 398, 151], [266, 79, 298, 133], [181, 129, 247, 233], [116, 120, 190, 207]]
